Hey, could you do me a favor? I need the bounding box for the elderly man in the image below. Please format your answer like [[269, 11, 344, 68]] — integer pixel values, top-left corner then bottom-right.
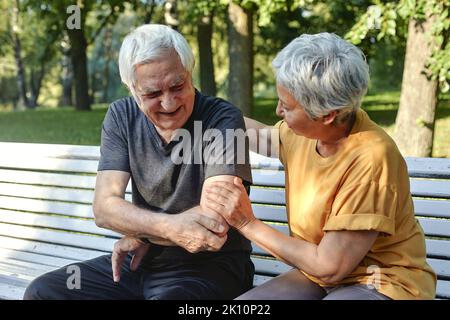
[[23, 24, 254, 300]]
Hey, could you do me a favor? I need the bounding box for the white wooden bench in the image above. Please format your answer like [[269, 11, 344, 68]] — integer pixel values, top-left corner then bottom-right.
[[0, 141, 449, 300]]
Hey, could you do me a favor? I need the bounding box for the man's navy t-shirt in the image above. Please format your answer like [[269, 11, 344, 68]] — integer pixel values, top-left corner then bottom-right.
[[98, 90, 253, 260]]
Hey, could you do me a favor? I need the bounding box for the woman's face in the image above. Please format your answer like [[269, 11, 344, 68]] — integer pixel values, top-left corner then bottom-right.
[[276, 84, 322, 139]]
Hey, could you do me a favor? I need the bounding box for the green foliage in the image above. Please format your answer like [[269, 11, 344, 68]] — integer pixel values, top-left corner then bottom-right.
[[346, 0, 450, 92]]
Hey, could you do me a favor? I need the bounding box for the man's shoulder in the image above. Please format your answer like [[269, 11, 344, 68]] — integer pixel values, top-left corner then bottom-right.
[[109, 96, 139, 113], [196, 91, 243, 127]]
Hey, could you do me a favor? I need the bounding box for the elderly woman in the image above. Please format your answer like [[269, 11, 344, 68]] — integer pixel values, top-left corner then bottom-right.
[[204, 33, 436, 300]]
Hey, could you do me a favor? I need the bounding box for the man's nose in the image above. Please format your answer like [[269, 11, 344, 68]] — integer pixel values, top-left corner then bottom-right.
[[161, 93, 177, 111]]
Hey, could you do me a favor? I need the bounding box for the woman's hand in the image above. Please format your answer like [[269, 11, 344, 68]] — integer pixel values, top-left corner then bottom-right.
[[204, 177, 256, 230]]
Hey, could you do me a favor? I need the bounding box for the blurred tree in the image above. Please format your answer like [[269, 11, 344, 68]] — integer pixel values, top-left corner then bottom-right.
[[59, 35, 73, 107], [30, 0, 126, 111], [9, 0, 29, 109], [183, 0, 221, 96], [347, 0, 449, 156], [227, 0, 254, 116]]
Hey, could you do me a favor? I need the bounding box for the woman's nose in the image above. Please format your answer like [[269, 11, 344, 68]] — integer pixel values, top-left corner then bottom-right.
[[276, 102, 284, 118]]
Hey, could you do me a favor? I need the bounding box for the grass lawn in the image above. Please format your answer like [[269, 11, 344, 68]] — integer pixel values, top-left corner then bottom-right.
[[0, 92, 449, 157]]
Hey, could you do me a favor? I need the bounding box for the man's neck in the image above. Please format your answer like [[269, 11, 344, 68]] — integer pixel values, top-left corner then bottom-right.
[[155, 128, 176, 145]]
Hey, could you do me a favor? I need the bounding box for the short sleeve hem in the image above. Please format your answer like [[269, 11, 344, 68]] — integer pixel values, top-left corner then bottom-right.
[[204, 164, 252, 186], [323, 213, 395, 236]]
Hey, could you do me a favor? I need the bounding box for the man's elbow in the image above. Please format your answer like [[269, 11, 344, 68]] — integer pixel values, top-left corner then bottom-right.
[[93, 200, 107, 228]]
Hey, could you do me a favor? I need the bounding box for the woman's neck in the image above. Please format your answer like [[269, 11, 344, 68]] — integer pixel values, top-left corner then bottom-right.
[[316, 112, 356, 157]]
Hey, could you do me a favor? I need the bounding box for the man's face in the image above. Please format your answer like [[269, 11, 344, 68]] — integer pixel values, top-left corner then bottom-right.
[[134, 50, 195, 136]]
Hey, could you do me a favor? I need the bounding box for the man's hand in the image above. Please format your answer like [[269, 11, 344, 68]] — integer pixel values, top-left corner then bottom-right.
[[203, 177, 256, 230], [165, 206, 228, 253], [111, 236, 150, 282]]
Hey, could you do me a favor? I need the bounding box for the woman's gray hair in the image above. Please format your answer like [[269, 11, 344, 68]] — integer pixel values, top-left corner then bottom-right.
[[272, 32, 369, 120], [118, 24, 195, 101]]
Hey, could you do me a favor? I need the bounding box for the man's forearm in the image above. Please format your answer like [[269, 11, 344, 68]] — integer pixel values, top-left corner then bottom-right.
[[94, 196, 169, 240]]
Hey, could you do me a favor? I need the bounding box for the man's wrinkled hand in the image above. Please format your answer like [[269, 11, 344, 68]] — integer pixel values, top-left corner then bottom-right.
[[166, 206, 228, 253], [111, 236, 150, 282]]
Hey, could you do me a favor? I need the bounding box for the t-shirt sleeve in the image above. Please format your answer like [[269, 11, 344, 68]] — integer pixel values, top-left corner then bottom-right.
[[324, 181, 397, 236], [97, 104, 130, 172], [203, 105, 252, 186]]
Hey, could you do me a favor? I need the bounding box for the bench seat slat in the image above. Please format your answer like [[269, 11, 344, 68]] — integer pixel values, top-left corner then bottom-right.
[[0, 182, 94, 204], [0, 142, 100, 160], [0, 236, 105, 262], [0, 223, 116, 252], [0, 183, 132, 204], [0, 281, 28, 300], [0, 260, 53, 277], [0, 169, 133, 193], [252, 257, 291, 276], [250, 187, 285, 205], [417, 217, 450, 238], [0, 247, 77, 268], [0, 169, 97, 189], [0, 156, 98, 174], [405, 157, 450, 179], [251, 169, 285, 187], [410, 179, 450, 199], [437, 280, 450, 299], [0, 196, 93, 219], [0, 209, 120, 238], [413, 199, 450, 219], [252, 204, 286, 222], [428, 258, 450, 279]]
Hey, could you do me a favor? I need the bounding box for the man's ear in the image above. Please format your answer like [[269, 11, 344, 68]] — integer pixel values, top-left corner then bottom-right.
[[321, 110, 338, 125]]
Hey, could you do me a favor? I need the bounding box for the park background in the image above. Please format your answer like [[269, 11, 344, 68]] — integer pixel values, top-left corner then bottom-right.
[[0, 0, 449, 157]]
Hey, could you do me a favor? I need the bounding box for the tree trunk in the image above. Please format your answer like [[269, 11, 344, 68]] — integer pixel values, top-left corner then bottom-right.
[[10, 0, 29, 110], [394, 16, 439, 157], [144, 0, 156, 24], [197, 14, 216, 97], [67, 29, 91, 111], [102, 27, 112, 103], [227, 2, 253, 116], [29, 63, 46, 108], [60, 50, 73, 107]]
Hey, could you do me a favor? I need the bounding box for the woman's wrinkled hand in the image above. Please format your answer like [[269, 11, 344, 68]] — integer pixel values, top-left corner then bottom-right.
[[203, 177, 256, 230]]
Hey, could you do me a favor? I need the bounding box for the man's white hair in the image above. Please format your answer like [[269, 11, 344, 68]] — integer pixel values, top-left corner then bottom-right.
[[272, 32, 370, 119], [118, 24, 195, 103]]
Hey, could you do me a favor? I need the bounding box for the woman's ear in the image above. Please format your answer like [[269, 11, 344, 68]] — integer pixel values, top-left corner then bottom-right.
[[321, 110, 338, 125]]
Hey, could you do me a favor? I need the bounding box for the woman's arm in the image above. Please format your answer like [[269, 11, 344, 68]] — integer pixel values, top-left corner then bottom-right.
[[244, 117, 279, 158], [241, 220, 378, 284], [204, 178, 378, 284]]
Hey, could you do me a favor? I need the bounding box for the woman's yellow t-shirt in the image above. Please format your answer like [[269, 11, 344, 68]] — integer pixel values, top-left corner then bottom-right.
[[274, 109, 437, 300]]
